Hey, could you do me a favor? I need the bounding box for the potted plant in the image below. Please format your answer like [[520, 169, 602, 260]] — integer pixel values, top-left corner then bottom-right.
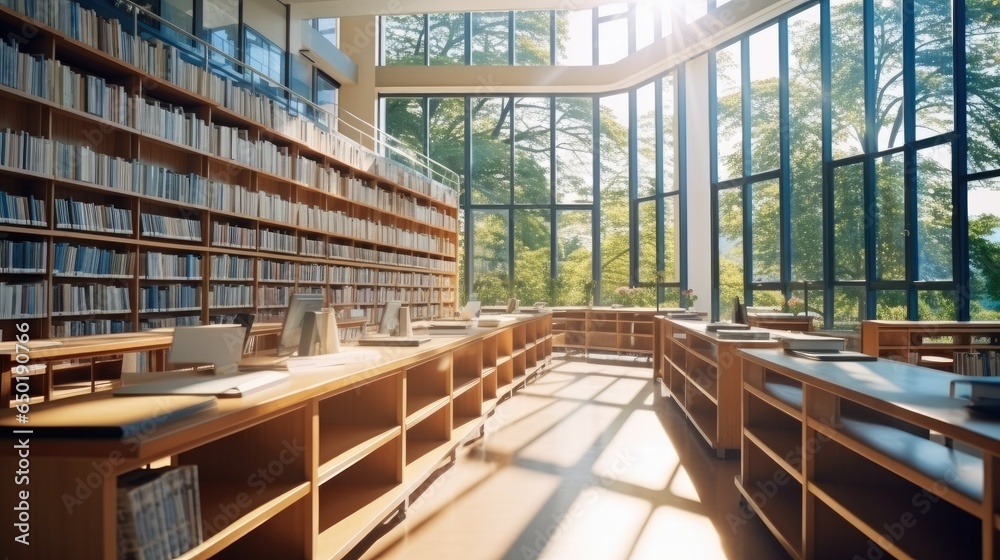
[[682, 288, 698, 311]]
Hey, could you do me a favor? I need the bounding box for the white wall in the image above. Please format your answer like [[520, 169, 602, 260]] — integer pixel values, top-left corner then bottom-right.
[[684, 54, 712, 314]]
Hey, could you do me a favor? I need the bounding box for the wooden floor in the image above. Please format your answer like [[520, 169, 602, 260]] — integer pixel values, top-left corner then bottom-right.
[[359, 356, 790, 560]]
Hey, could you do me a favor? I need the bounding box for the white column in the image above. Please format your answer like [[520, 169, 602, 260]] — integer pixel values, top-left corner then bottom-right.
[[684, 54, 712, 315]]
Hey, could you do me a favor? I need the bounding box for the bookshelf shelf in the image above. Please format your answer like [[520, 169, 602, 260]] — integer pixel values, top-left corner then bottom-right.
[[0, 0, 459, 344], [861, 320, 1000, 372]]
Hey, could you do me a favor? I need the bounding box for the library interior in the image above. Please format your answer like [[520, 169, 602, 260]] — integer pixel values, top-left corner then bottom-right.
[[2, 0, 1000, 558]]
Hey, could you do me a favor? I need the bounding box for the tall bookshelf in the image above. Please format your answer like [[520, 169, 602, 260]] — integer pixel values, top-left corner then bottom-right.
[[0, 0, 459, 341]]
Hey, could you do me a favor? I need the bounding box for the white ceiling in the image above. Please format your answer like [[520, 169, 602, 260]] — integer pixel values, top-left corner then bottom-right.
[[289, 0, 638, 19]]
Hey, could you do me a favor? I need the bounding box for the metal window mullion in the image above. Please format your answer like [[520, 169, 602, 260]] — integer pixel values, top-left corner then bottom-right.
[[863, 0, 878, 319], [779, 18, 792, 301], [424, 14, 430, 65], [592, 95, 602, 304], [464, 13, 471, 65], [902, 0, 918, 319], [709, 52, 720, 313], [740, 37, 753, 303], [550, 95, 557, 288], [508, 95, 515, 281], [549, 11, 556, 66], [821, 0, 834, 329], [463, 97, 473, 301], [954, 0, 969, 320], [655, 78, 665, 300], [508, 11, 515, 66], [628, 89, 639, 286]]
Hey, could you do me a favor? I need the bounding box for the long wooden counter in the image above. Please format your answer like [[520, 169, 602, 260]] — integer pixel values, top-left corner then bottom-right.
[[0, 313, 553, 559], [738, 348, 999, 559]]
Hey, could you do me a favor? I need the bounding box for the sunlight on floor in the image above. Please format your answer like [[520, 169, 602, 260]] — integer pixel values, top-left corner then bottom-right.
[[629, 505, 728, 560], [535, 487, 652, 560], [374, 466, 562, 560], [486, 398, 581, 456], [592, 409, 679, 492], [519, 403, 621, 468]]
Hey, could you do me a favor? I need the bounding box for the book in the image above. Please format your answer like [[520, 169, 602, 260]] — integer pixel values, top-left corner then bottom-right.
[[786, 349, 877, 361], [113, 371, 289, 398], [357, 336, 431, 346], [951, 377, 1000, 401], [116, 466, 202, 560], [771, 331, 846, 351], [715, 330, 770, 340], [705, 322, 749, 332]]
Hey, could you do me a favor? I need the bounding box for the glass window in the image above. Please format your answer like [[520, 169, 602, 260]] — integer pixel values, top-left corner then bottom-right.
[[916, 144, 953, 281], [875, 290, 907, 320], [660, 3, 673, 38], [514, 97, 551, 204], [967, 3, 1000, 173], [429, 14, 466, 65], [830, 0, 864, 157], [749, 25, 779, 175], [715, 41, 743, 181], [638, 200, 657, 283], [788, 6, 824, 283], [428, 98, 466, 186], [718, 187, 745, 320], [383, 98, 425, 166], [514, 209, 551, 303], [966, 178, 1000, 320], [636, 3, 656, 52], [555, 10, 593, 65], [471, 210, 510, 305], [313, 18, 337, 47], [751, 289, 784, 310], [314, 71, 339, 130], [555, 210, 593, 306], [383, 15, 425, 65], [471, 97, 512, 204], [833, 286, 867, 329], [159, 0, 194, 45], [875, 152, 905, 281], [662, 195, 680, 283], [874, 0, 904, 151], [833, 162, 865, 281], [636, 83, 656, 198], [918, 290, 956, 320], [685, 0, 708, 24], [598, 16, 628, 65], [244, 26, 284, 97], [750, 179, 781, 283], [662, 73, 677, 192], [914, 0, 953, 140], [472, 12, 510, 65], [600, 93, 630, 303], [202, 0, 239, 71], [515, 11, 551, 65], [554, 97, 593, 204]]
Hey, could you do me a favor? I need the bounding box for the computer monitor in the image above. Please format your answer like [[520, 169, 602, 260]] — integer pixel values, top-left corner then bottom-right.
[[378, 301, 403, 335], [168, 324, 246, 375], [278, 293, 325, 356], [732, 296, 748, 325]]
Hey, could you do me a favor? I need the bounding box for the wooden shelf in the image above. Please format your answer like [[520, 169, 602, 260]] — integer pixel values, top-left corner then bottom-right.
[[861, 321, 1000, 372], [739, 348, 1000, 560], [317, 426, 402, 485], [734, 476, 803, 560]]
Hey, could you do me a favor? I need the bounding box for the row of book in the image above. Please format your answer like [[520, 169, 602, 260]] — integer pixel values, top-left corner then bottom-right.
[[54, 243, 134, 277], [209, 255, 254, 280], [116, 466, 203, 560], [0, 190, 47, 226], [208, 284, 253, 308], [52, 283, 130, 315], [0, 128, 54, 174], [208, 181, 259, 215], [378, 270, 447, 288], [211, 221, 257, 250], [52, 318, 133, 337], [140, 213, 202, 241], [55, 198, 133, 234], [377, 288, 434, 305], [259, 228, 296, 254], [139, 252, 202, 280], [259, 259, 296, 282], [258, 285, 292, 308], [2, 0, 458, 207], [328, 242, 455, 272], [139, 284, 201, 312], [0, 281, 46, 318], [0, 239, 46, 273], [300, 237, 326, 257], [258, 191, 294, 223], [298, 263, 327, 283], [139, 315, 201, 330], [955, 351, 1000, 377]]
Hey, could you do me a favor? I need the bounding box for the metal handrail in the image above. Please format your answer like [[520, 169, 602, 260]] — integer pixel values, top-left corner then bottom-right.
[[110, 0, 460, 191]]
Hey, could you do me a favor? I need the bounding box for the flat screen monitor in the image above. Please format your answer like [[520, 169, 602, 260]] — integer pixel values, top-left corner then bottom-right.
[[278, 293, 325, 356], [378, 301, 402, 335], [732, 297, 748, 325], [169, 324, 245, 375]]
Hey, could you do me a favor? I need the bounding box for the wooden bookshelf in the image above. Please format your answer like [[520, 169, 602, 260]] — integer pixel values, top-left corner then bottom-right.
[[738, 348, 997, 560], [860, 321, 1000, 372], [552, 307, 674, 358], [654, 317, 780, 457], [0, 0, 458, 345], [0, 313, 553, 560]]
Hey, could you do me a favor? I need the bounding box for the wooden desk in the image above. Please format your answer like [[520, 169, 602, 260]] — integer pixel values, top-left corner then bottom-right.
[[738, 348, 997, 559], [1, 324, 282, 406], [0, 313, 552, 559]]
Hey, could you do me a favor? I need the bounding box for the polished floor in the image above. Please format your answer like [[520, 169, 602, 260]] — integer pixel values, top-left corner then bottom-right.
[[359, 356, 791, 560]]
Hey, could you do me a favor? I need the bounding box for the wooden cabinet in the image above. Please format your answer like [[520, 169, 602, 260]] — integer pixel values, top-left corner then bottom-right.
[[0, 0, 458, 343], [552, 307, 661, 358], [739, 348, 994, 560], [861, 321, 1000, 372], [654, 317, 780, 457], [0, 314, 553, 560]]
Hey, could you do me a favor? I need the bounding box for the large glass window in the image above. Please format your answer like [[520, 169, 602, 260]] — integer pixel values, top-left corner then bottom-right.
[[514, 11, 551, 65], [244, 26, 284, 97], [472, 12, 510, 65], [830, 0, 864, 157], [556, 210, 593, 305], [471, 98, 512, 204], [715, 41, 743, 181], [471, 210, 510, 303], [968, 178, 1000, 320], [916, 144, 953, 281], [833, 162, 865, 282], [717, 188, 744, 321], [748, 25, 779, 175], [874, 152, 905, 281], [914, 0, 953, 140], [429, 14, 466, 65], [555, 98, 593, 204], [514, 209, 551, 303], [636, 83, 657, 198], [750, 179, 781, 284], [514, 97, 551, 204], [383, 15, 425, 65], [202, 0, 239, 71], [599, 94, 630, 300]]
